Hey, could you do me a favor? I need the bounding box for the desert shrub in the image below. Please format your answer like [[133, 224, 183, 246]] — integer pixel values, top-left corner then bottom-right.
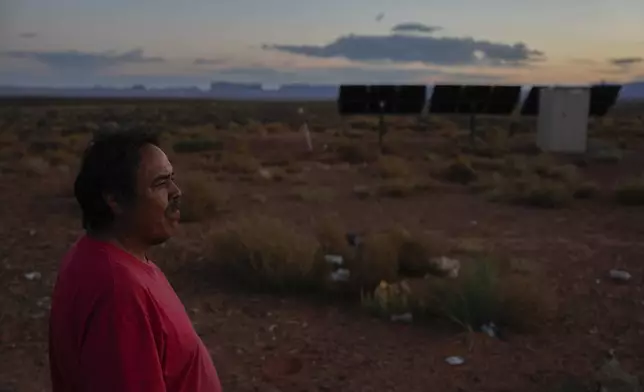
[[173, 139, 223, 154], [574, 181, 600, 199], [28, 140, 63, 153], [592, 148, 623, 163], [614, 177, 644, 205], [209, 216, 323, 292], [290, 186, 335, 203], [19, 156, 50, 176], [265, 122, 291, 134], [377, 179, 417, 198], [516, 180, 573, 208], [335, 143, 378, 164], [376, 155, 412, 178], [470, 172, 504, 194], [421, 258, 557, 332], [44, 149, 78, 166], [535, 162, 580, 183], [469, 156, 506, 171], [349, 231, 400, 290], [396, 230, 450, 277], [353, 185, 373, 199], [315, 216, 355, 264], [221, 152, 260, 173], [361, 280, 415, 317], [178, 174, 227, 222], [489, 176, 574, 208], [441, 156, 478, 184]]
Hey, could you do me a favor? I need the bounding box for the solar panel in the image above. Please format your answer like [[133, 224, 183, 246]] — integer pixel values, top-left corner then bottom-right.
[[338, 85, 371, 115], [487, 86, 522, 115], [337, 85, 426, 115], [520, 86, 543, 116], [428, 85, 521, 115], [589, 84, 621, 117], [428, 85, 461, 113]]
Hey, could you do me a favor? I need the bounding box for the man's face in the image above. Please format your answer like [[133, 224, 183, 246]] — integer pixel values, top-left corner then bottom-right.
[[122, 144, 182, 245]]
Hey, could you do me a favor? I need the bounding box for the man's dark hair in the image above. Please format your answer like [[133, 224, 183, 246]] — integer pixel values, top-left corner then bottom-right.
[[74, 129, 160, 232]]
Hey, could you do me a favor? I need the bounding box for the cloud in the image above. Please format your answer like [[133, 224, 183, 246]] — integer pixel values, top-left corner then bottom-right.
[[375, 13, 385, 22], [19, 32, 38, 39], [391, 23, 442, 34], [194, 58, 226, 65], [1, 49, 164, 72], [263, 33, 544, 67], [609, 57, 643, 67], [570, 58, 597, 65]]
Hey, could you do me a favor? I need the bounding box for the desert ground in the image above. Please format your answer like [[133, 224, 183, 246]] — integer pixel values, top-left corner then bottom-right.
[[0, 98, 643, 392]]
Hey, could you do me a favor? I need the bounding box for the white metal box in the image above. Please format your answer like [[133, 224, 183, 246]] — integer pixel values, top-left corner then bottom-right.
[[537, 87, 590, 153]]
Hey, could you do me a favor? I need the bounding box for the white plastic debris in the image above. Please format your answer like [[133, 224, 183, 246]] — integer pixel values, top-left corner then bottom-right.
[[37, 297, 51, 310], [24, 271, 42, 281], [330, 268, 351, 282], [445, 356, 465, 366], [324, 254, 344, 266], [481, 322, 498, 338], [609, 269, 631, 282], [390, 313, 413, 323], [258, 168, 272, 180], [430, 257, 461, 278]]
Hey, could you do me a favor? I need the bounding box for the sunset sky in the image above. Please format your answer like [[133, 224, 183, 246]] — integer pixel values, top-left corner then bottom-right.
[[1, 0, 643, 87]]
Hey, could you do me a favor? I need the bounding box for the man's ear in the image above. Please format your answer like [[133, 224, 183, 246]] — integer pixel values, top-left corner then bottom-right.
[[104, 193, 124, 216]]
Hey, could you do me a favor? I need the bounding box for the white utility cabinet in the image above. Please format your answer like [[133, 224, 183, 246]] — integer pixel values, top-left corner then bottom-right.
[[537, 87, 591, 153]]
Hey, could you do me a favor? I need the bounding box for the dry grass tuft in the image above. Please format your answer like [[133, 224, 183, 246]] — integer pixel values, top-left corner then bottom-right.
[[487, 175, 574, 208], [19, 156, 50, 176], [420, 257, 557, 332], [614, 177, 644, 205], [209, 216, 323, 292], [289, 186, 336, 203], [349, 231, 400, 290], [178, 173, 228, 222], [376, 155, 412, 178], [221, 152, 260, 174], [441, 156, 478, 184], [314, 216, 355, 264], [573, 181, 600, 199], [335, 143, 378, 164], [353, 185, 374, 199], [173, 139, 223, 154], [377, 179, 418, 198]]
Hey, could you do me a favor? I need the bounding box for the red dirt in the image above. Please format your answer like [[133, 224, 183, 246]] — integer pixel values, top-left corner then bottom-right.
[[1, 105, 644, 392]]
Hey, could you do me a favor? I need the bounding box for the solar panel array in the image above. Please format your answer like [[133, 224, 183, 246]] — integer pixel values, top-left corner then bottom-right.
[[428, 85, 521, 115], [338, 85, 426, 115], [338, 84, 622, 117]]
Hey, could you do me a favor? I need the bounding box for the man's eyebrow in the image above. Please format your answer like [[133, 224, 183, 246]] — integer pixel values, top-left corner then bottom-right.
[[151, 172, 173, 184]]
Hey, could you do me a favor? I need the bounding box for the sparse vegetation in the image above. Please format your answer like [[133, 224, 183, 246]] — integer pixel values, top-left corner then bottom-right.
[[209, 216, 323, 292], [614, 177, 644, 205], [3, 98, 642, 392], [178, 174, 228, 222], [376, 155, 412, 178], [173, 139, 223, 154], [441, 156, 478, 184]]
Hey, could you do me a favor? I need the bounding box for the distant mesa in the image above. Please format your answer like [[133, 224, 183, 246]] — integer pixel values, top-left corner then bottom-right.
[[0, 81, 642, 101]]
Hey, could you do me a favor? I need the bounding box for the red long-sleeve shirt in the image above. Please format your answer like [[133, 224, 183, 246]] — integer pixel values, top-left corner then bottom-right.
[[49, 235, 222, 392]]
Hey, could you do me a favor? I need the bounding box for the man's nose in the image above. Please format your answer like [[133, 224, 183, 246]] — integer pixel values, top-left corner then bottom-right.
[[170, 179, 182, 198]]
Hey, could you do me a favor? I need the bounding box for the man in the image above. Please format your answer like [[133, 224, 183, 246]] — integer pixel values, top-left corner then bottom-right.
[[49, 130, 222, 392]]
